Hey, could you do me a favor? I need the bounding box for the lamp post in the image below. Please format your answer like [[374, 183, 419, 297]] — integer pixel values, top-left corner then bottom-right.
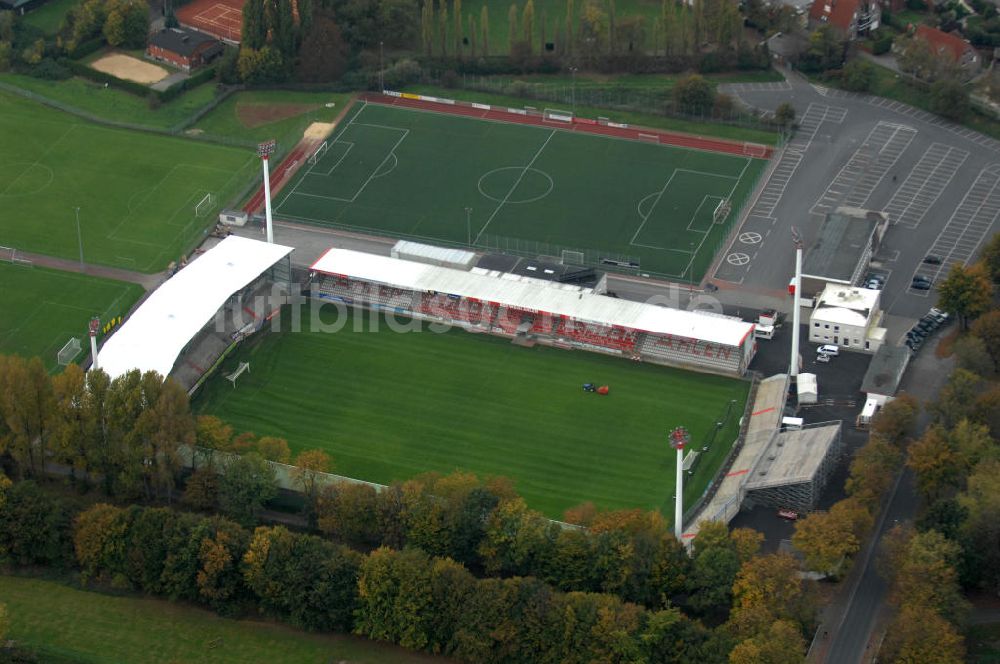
[[790, 227, 803, 380], [570, 66, 578, 115], [670, 426, 690, 540], [74, 207, 84, 270], [465, 207, 472, 247], [89, 317, 100, 371], [379, 41, 384, 92], [257, 140, 276, 244]]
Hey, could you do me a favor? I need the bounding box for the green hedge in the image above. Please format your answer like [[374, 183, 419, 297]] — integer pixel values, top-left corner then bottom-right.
[[60, 57, 153, 97], [159, 65, 217, 102], [69, 37, 105, 61], [60, 57, 217, 102]]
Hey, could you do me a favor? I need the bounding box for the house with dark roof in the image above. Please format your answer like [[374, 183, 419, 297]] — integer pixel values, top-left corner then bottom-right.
[[808, 0, 881, 39], [800, 207, 889, 298], [913, 25, 980, 74], [147, 27, 223, 71]]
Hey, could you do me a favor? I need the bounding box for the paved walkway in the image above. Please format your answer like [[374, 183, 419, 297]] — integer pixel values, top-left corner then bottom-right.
[[681, 373, 788, 542], [16, 250, 164, 291]]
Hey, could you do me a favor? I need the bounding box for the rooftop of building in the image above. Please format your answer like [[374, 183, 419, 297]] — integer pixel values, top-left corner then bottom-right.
[[802, 207, 886, 282], [861, 344, 911, 396]]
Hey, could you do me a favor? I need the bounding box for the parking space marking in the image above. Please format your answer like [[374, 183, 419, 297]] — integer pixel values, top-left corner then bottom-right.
[[810, 121, 917, 216], [821, 88, 1000, 154], [909, 164, 1000, 291], [883, 143, 969, 229], [750, 103, 846, 219]]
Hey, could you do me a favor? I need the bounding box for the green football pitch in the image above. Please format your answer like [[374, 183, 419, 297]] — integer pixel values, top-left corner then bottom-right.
[[193, 304, 749, 519], [0, 263, 143, 370], [274, 101, 767, 280], [0, 90, 257, 273]]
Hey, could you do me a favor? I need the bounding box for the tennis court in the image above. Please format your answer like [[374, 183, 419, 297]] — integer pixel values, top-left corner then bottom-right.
[[275, 100, 766, 279]]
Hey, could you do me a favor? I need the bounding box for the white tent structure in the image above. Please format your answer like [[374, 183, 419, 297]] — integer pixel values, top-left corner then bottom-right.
[[98, 236, 293, 380]]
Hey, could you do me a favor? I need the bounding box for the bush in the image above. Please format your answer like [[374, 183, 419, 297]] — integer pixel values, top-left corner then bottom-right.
[[0, 481, 73, 568], [68, 36, 104, 60], [29, 57, 70, 80], [841, 59, 875, 92], [381, 58, 422, 89], [871, 29, 894, 55]]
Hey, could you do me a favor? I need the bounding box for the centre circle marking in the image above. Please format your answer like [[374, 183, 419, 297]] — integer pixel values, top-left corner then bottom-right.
[[739, 232, 762, 244], [478, 167, 554, 204], [727, 252, 751, 266]]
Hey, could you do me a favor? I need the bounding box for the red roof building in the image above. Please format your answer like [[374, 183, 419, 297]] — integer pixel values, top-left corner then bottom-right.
[[914, 25, 979, 71], [809, 0, 881, 39]]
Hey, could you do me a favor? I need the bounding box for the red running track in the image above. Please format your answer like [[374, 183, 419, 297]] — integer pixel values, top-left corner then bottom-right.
[[243, 145, 307, 214], [358, 92, 773, 159]]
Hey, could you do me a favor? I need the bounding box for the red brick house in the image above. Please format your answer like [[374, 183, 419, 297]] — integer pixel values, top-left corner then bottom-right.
[[147, 27, 223, 71], [809, 0, 881, 39], [913, 25, 980, 73]]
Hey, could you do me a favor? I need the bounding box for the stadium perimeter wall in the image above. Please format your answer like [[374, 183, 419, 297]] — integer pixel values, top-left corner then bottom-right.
[[365, 91, 776, 159]]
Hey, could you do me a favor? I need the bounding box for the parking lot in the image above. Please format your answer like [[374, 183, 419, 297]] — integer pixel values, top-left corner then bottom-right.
[[718, 72, 1000, 321]]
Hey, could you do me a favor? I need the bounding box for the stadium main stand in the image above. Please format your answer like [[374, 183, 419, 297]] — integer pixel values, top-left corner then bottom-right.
[[310, 248, 756, 376]]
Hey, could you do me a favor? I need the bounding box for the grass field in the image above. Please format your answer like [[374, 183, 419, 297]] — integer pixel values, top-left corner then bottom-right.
[[0, 90, 258, 272], [0, 263, 143, 370], [0, 73, 219, 129], [191, 89, 354, 147], [20, 0, 79, 34], [193, 305, 749, 519], [970, 623, 1000, 664], [275, 100, 766, 280], [0, 574, 450, 664]]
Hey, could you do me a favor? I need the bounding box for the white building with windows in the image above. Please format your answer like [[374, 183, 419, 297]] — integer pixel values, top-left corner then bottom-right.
[[808, 284, 886, 353]]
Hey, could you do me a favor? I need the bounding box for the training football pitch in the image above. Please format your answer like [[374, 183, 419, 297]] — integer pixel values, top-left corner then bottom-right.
[[0, 90, 257, 273], [275, 101, 767, 280], [193, 304, 749, 519], [0, 263, 143, 370]]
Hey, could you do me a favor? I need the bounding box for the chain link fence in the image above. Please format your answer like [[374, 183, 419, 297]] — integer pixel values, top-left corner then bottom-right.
[[454, 74, 782, 132]]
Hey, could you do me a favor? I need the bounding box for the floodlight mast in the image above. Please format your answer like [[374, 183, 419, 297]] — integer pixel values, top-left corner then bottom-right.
[[670, 426, 690, 540], [89, 317, 100, 371], [257, 140, 277, 244], [790, 227, 804, 379]]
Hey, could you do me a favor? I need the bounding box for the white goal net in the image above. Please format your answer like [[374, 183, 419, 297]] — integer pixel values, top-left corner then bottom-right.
[[225, 361, 250, 387], [713, 198, 732, 224], [309, 141, 329, 165], [57, 337, 82, 366], [195, 193, 216, 218], [744, 142, 768, 158], [543, 108, 574, 124]]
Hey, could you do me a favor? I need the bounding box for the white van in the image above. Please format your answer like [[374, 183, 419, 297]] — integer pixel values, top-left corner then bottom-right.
[[817, 344, 839, 357]]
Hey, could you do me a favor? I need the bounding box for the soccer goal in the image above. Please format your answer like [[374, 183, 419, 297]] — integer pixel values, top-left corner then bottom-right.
[[309, 141, 329, 165], [744, 142, 768, 158], [543, 108, 574, 124], [57, 337, 82, 366], [225, 361, 250, 388], [561, 250, 585, 265], [0, 246, 32, 267], [195, 193, 216, 218], [713, 198, 732, 224]]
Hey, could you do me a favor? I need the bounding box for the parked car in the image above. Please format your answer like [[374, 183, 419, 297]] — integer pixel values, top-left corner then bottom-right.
[[816, 353, 831, 363], [923, 255, 943, 265], [930, 308, 950, 323], [865, 279, 884, 290], [817, 344, 840, 356], [777, 508, 800, 521], [911, 277, 932, 290]]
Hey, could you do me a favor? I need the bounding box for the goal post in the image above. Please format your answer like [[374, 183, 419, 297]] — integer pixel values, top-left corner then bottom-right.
[[309, 141, 329, 165], [542, 108, 574, 124], [225, 361, 250, 388], [743, 142, 768, 158], [194, 193, 216, 218], [57, 337, 82, 366], [713, 198, 732, 224]]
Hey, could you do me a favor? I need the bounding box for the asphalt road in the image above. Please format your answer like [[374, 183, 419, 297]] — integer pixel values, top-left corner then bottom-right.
[[812, 327, 955, 663]]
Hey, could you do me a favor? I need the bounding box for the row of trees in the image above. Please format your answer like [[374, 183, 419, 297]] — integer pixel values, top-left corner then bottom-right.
[[0, 473, 817, 663], [790, 397, 917, 577], [412, 0, 746, 60]]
